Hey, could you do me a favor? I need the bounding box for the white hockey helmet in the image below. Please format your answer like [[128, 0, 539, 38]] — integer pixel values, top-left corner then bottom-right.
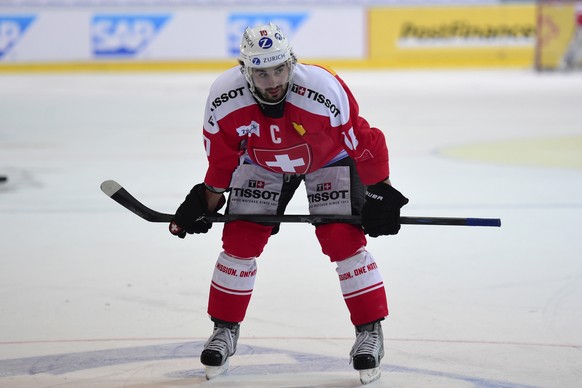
[[239, 23, 297, 104]]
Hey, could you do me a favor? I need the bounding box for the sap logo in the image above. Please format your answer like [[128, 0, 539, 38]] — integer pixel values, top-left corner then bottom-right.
[[91, 14, 171, 56], [227, 13, 308, 56], [0, 16, 35, 59]]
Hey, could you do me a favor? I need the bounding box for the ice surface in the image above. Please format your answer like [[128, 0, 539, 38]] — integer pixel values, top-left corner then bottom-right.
[[1, 69, 581, 387]]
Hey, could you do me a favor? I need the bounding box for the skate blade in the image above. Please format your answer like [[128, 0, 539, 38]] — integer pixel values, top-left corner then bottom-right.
[[359, 367, 381, 385], [205, 359, 230, 380]]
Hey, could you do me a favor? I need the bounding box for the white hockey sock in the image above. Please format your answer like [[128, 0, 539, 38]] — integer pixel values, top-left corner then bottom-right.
[[211, 252, 257, 297], [336, 250, 384, 299]]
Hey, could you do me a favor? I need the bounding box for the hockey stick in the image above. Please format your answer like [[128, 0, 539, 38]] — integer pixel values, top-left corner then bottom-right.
[[100, 180, 501, 227]]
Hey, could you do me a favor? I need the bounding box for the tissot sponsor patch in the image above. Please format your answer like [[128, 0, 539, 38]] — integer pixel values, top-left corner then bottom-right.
[[291, 83, 341, 117], [305, 166, 352, 215]]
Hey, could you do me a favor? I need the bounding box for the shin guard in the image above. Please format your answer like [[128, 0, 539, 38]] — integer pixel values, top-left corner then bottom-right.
[[336, 251, 388, 326], [208, 252, 257, 323]]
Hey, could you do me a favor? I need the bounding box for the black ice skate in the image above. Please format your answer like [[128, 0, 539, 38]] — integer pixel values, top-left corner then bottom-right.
[[350, 320, 384, 384], [200, 321, 240, 380]]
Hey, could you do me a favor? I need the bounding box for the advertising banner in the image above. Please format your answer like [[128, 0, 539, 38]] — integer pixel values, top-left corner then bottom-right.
[[536, 1, 582, 70], [368, 4, 536, 68], [0, 6, 365, 68], [0, 4, 544, 70]]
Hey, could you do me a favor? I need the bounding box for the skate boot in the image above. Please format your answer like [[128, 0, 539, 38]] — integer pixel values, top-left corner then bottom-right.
[[200, 320, 240, 380], [350, 320, 384, 385]]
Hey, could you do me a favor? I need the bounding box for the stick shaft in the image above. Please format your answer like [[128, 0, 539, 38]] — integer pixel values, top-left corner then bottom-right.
[[100, 180, 501, 227], [205, 214, 501, 227]]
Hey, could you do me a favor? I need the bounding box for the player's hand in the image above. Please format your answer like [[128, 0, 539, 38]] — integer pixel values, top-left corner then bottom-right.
[[362, 182, 409, 237], [170, 183, 225, 238]]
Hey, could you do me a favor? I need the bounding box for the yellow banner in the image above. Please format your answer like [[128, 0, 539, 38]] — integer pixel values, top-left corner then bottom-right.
[[369, 5, 536, 68], [537, 2, 579, 70]]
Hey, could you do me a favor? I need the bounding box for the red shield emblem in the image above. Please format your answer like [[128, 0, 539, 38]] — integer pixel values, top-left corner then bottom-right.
[[252, 144, 312, 174]]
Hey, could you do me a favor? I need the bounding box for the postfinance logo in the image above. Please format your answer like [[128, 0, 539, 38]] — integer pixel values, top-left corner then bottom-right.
[[227, 13, 308, 56], [0, 15, 35, 59], [91, 14, 171, 57]]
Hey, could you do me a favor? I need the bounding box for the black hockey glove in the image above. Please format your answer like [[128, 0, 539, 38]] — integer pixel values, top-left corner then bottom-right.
[[362, 182, 409, 237], [169, 183, 225, 238]]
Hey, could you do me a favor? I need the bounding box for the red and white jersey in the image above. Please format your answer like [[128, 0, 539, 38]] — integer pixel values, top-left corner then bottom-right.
[[202, 63, 389, 189]]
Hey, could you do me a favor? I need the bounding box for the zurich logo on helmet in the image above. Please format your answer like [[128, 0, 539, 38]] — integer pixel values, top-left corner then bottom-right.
[[252, 57, 261, 65], [258, 37, 273, 49]]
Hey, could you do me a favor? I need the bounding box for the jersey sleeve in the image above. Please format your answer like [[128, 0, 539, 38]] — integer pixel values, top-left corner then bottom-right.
[[335, 74, 390, 185], [202, 128, 241, 190], [201, 77, 246, 189]]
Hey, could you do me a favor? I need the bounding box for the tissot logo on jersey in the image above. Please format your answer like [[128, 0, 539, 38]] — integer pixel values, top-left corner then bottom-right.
[[317, 182, 332, 191], [291, 83, 341, 117], [231, 187, 280, 201], [248, 180, 265, 188], [211, 87, 246, 110], [308, 189, 349, 203], [292, 85, 307, 95]]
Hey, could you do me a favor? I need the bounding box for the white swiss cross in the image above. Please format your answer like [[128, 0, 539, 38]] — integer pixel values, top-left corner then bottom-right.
[[265, 154, 305, 173], [170, 221, 182, 233]]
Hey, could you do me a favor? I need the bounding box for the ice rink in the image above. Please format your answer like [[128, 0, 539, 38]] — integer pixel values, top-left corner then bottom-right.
[[1, 68, 581, 387]]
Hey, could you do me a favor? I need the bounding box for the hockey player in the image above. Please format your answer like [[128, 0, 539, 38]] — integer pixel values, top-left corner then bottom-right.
[[169, 23, 408, 384]]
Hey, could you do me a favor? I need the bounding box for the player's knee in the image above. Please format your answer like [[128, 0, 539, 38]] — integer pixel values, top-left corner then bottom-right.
[[315, 223, 367, 262], [222, 220, 274, 258]]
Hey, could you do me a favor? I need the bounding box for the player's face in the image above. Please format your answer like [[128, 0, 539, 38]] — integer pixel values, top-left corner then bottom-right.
[[251, 64, 290, 102]]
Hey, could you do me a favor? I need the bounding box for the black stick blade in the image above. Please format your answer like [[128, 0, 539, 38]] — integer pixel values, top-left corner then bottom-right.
[[100, 180, 173, 222]]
